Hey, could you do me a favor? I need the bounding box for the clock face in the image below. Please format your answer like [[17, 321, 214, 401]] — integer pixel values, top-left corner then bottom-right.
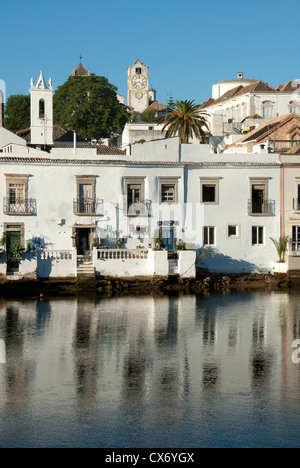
[[131, 74, 147, 90]]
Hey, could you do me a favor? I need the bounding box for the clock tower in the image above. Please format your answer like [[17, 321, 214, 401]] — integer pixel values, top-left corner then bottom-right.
[[127, 59, 150, 113]]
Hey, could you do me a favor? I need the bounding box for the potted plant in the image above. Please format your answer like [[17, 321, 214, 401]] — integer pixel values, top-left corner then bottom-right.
[[116, 238, 123, 249], [153, 229, 162, 250], [270, 235, 289, 273], [176, 239, 186, 250]]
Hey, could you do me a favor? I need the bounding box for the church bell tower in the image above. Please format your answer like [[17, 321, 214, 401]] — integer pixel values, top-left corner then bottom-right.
[[30, 71, 53, 145], [127, 59, 150, 113]]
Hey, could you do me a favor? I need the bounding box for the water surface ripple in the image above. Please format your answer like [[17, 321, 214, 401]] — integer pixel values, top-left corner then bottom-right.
[[0, 290, 299, 448]]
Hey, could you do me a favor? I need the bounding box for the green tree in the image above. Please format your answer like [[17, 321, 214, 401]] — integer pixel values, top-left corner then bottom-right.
[[53, 75, 130, 141], [4, 94, 30, 133], [159, 99, 208, 144], [140, 107, 159, 123]]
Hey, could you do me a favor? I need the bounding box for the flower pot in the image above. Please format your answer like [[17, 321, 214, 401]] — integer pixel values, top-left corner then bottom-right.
[[271, 262, 288, 274]]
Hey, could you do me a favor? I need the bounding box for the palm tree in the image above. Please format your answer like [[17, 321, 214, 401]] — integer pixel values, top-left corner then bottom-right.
[[159, 99, 208, 144], [270, 235, 289, 263]]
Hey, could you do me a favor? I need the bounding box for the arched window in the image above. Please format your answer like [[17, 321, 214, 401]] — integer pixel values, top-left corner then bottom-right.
[[289, 101, 300, 115], [242, 103, 247, 120], [39, 99, 45, 119], [262, 101, 273, 120]]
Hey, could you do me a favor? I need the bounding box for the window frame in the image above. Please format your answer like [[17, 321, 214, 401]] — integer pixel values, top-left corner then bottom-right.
[[203, 226, 216, 246], [226, 223, 241, 239], [248, 177, 272, 216], [74, 175, 97, 215], [124, 176, 146, 216], [158, 177, 179, 204], [4, 174, 30, 215], [252, 226, 264, 245], [200, 177, 220, 205]]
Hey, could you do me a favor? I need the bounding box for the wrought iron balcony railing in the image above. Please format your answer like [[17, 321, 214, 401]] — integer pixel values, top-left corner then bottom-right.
[[73, 198, 103, 215], [3, 198, 35, 215], [126, 200, 151, 217], [248, 199, 275, 215]]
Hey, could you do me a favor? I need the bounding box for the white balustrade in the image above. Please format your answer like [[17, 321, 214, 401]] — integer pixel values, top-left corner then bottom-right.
[[39, 250, 74, 261], [97, 249, 148, 260]]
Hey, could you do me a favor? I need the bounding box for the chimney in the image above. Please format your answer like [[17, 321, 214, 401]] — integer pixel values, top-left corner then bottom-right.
[[237, 72, 244, 80], [74, 131, 77, 154]]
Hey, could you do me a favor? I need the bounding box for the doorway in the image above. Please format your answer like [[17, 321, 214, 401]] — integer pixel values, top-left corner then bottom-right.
[[161, 227, 175, 251], [6, 230, 22, 273], [76, 228, 91, 257]]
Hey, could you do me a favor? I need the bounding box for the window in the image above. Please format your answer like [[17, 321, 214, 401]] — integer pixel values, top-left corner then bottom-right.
[[289, 102, 300, 115], [252, 226, 264, 245], [161, 185, 175, 203], [74, 175, 96, 215], [200, 178, 220, 204], [39, 99, 45, 119], [292, 226, 300, 251], [248, 177, 273, 215], [4, 174, 31, 214], [293, 182, 300, 211], [262, 101, 273, 120], [227, 224, 240, 239], [202, 185, 215, 202], [159, 177, 179, 204], [124, 177, 146, 216], [128, 183, 141, 205], [135, 68, 142, 74], [204, 226, 215, 246]]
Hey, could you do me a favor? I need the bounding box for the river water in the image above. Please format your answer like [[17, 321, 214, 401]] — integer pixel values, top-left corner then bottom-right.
[[0, 290, 299, 448]]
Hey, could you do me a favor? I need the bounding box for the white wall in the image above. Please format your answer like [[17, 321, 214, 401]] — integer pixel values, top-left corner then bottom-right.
[[0, 143, 282, 275]]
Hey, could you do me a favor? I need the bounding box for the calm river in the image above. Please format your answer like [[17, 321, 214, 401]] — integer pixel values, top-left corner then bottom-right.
[[0, 290, 299, 448]]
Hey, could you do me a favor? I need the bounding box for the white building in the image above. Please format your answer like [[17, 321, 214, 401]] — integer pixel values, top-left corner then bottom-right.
[[0, 135, 281, 278], [201, 73, 300, 140], [0, 71, 283, 279]]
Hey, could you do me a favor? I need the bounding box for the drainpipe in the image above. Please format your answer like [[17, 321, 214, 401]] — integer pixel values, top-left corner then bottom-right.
[[280, 164, 284, 238]]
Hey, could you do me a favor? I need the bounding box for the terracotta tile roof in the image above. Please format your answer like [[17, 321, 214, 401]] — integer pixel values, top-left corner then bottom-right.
[[0, 155, 280, 167], [202, 80, 278, 109], [235, 80, 277, 95], [283, 143, 300, 154], [71, 62, 90, 76], [16, 124, 80, 143], [149, 101, 167, 111], [96, 145, 125, 155], [230, 113, 300, 146], [278, 81, 300, 93]]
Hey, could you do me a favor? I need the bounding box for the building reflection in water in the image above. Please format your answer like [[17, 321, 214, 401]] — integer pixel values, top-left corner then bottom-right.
[[3, 304, 32, 409], [0, 290, 300, 446]]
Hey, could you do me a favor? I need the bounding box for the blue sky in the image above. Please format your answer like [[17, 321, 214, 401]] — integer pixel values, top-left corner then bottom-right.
[[1, 0, 300, 106]]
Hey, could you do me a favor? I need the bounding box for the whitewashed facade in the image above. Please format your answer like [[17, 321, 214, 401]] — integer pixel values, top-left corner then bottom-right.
[[0, 137, 281, 278]]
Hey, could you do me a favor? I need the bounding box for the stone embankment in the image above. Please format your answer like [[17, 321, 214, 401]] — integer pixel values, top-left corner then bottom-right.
[[0, 271, 291, 298]]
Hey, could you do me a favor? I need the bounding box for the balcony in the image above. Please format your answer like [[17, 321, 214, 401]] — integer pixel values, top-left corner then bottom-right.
[[269, 140, 300, 153], [73, 198, 103, 216], [248, 199, 275, 215], [3, 198, 36, 215], [125, 200, 151, 217]]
